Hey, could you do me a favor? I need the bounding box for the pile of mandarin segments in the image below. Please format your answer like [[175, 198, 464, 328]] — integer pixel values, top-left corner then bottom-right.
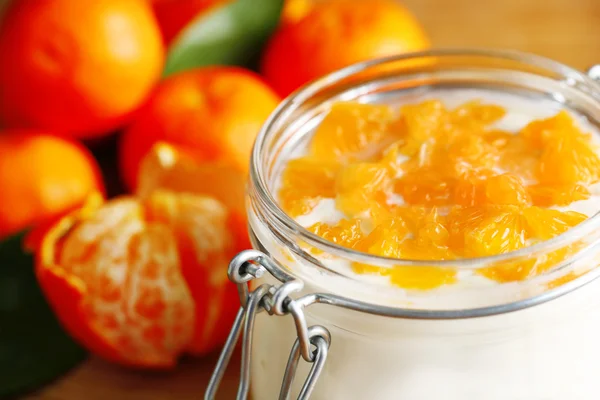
[[278, 100, 600, 289]]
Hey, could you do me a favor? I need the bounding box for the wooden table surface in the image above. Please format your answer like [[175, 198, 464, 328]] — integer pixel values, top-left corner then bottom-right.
[[26, 0, 600, 399]]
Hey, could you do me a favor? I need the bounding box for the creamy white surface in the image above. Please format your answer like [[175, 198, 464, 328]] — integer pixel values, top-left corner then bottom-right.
[[250, 89, 600, 399]]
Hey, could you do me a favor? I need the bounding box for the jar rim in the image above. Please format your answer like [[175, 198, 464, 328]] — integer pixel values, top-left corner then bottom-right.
[[250, 48, 600, 270]]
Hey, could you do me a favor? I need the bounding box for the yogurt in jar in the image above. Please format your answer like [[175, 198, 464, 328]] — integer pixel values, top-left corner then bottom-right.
[[248, 88, 600, 400]]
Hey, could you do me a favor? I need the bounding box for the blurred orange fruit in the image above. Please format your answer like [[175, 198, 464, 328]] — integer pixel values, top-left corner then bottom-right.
[[36, 188, 242, 367], [281, 0, 313, 25], [149, 0, 227, 44], [138, 141, 251, 262], [0, 131, 105, 239], [0, 0, 164, 138], [261, 0, 430, 97], [119, 66, 280, 191]]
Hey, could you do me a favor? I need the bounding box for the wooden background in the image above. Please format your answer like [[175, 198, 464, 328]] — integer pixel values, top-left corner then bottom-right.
[[26, 0, 600, 399]]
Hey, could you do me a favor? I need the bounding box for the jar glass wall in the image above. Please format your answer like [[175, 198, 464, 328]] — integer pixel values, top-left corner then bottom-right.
[[246, 50, 600, 399]]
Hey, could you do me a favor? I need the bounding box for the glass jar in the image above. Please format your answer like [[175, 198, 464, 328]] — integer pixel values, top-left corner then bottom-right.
[[209, 50, 600, 400]]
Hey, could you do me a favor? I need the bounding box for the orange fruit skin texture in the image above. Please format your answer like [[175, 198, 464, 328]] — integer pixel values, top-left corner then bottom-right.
[[0, 131, 105, 239], [37, 189, 242, 367], [260, 0, 430, 97], [279, 100, 598, 289], [119, 66, 281, 191], [149, 0, 226, 44], [0, 0, 164, 138]]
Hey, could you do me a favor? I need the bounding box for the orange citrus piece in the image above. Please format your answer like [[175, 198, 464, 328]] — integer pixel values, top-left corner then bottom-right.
[[394, 169, 456, 206], [307, 218, 365, 254], [463, 207, 528, 257], [484, 174, 532, 206], [38, 194, 194, 367], [539, 135, 600, 184], [521, 207, 587, 240], [527, 183, 590, 207], [521, 110, 583, 148], [142, 190, 240, 356], [335, 162, 394, 216], [279, 157, 339, 217], [309, 102, 396, 163], [37, 188, 242, 366]]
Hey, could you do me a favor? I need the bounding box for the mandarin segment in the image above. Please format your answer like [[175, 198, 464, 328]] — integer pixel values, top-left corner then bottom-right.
[[522, 208, 587, 240], [484, 174, 531, 206], [142, 190, 240, 355], [521, 111, 583, 148], [446, 134, 499, 179], [355, 219, 408, 258], [394, 170, 455, 206], [335, 162, 394, 216], [527, 183, 590, 207], [539, 135, 600, 184], [521, 111, 600, 184], [414, 209, 451, 253], [463, 208, 527, 257], [454, 178, 487, 207], [399, 100, 447, 142], [479, 258, 537, 283], [309, 102, 396, 162], [495, 136, 538, 183], [308, 219, 365, 252], [389, 266, 457, 290], [279, 157, 339, 216]]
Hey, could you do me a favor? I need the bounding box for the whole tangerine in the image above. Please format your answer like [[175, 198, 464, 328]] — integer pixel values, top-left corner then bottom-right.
[[119, 66, 280, 191], [149, 0, 227, 44], [260, 0, 430, 97], [0, 131, 105, 239], [0, 0, 164, 138]]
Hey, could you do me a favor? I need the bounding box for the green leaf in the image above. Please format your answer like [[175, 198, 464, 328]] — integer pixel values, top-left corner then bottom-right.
[[0, 232, 87, 397], [163, 0, 284, 77]]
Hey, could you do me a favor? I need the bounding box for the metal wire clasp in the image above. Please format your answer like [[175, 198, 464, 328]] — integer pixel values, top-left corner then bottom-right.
[[205, 250, 331, 400]]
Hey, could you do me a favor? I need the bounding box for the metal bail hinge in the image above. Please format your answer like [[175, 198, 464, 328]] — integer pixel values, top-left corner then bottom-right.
[[204, 250, 331, 400], [588, 65, 600, 80]]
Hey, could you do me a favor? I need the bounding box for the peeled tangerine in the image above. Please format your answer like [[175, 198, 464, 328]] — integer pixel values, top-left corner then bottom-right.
[[35, 143, 246, 367], [279, 100, 599, 289]]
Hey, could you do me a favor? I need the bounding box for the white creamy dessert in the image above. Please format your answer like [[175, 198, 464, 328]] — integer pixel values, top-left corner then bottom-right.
[[248, 89, 600, 399]]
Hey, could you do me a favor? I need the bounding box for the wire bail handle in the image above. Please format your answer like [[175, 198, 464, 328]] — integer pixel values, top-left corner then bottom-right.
[[205, 250, 331, 400], [587, 65, 600, 81]]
